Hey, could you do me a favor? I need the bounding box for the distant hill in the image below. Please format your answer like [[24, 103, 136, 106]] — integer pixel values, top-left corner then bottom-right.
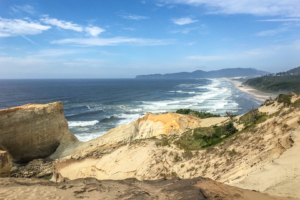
[[244, 66, 300, 94], [287, 66, 300, 74], [135, 68, 268, 79]]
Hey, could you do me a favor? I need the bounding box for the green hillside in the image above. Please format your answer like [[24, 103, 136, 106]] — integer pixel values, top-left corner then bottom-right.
[[287, 66, 300, 74], [244, 66, 300, 94]]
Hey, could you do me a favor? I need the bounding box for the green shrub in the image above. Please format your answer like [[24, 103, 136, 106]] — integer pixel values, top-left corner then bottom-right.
[[175, 109, 220, 119], [187, 167, 195, 172], [277, 94, 292, 106], [174, 154, 182, 162], [155, 138, 170, 147], [228, 149, 237, 157], [224, 122, 238, 136], [174, 123, 239, 150], [182, 151, 193, 160]]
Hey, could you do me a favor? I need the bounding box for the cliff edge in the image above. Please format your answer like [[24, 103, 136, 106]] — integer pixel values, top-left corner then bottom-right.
[[0, 102, 78, 163]]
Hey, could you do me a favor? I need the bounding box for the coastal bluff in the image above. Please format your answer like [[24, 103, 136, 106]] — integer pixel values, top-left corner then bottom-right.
[[91, 112, 206, 144], [49, 111, 217, 160], [0, 102, 78, 163]]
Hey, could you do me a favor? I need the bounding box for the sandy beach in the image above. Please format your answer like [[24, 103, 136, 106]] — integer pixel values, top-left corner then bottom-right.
[[222, 77, 276, 102]]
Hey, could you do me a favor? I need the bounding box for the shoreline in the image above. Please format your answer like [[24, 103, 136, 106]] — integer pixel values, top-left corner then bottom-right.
[[222, 77, 276, 102]]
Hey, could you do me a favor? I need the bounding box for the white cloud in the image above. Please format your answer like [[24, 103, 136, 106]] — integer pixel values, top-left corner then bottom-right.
[[172, 17, 198, 25], [0, 17, 51, 37], [256, 27, 289, 36], [260, 18, 300, 22], [120, 14, 149, 20], [41, 16, 83, 32], [188, 41, 196, 45], [11, 5, 35, 15], [32, 49, 83, 57], [256, 22, 300, 36], [51, 37, 174, 46], [163, 0, 300, 17], [85, 26, 105, 36]]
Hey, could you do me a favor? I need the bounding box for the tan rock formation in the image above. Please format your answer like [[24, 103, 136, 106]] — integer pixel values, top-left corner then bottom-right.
[[53, 94, 300, 198], [0, 102, 78, 163], [0, 151, 12, 177], [0, 176, 296, 200], [49, 112, 214, 160], [93, 112, 205, 145]]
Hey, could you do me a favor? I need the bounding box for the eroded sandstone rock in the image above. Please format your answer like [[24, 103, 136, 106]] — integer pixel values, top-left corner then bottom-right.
[[0, 102, 78, 163], [49, 112, 216, 160], [0, 176, 294, 200], [10, 159, 54, 178], [0, 150, 12, 177]]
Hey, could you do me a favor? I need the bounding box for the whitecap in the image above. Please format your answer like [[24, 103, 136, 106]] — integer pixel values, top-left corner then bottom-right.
[[129, 108, 142, 112], [68, 120, 99, 127], [116, 113, 144, 126], [75, 131, 107, 142]]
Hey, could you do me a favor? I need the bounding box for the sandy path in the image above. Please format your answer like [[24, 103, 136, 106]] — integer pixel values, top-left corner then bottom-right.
[[222, 77, 276, 102]]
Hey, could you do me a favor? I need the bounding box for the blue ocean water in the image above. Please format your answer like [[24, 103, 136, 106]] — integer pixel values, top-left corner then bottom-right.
[[0, 78, 261, 141]]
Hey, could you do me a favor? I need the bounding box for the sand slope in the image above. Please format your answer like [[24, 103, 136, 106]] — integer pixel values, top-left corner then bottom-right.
[[0, 177, 296, 200], [230, 126, 300, 198]]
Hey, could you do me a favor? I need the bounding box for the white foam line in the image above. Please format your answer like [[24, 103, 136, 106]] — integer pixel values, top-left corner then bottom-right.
[[68, 120, 99, 127]]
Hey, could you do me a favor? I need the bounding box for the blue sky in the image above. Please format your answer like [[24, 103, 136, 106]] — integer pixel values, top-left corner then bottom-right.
[[0, 0, 300, 78]]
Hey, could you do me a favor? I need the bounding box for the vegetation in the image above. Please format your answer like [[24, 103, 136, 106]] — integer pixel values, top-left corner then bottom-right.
[[248, 106, 259, 122], [149, 94, 300, 155], [155, 138, 170, 147], [244, 67, 300, 94], [41, 175, 52, 180], [238, 108, 268, 129], [225, 111, 236, 121], [173, 154, 182, 162], [182, 151, 193, 160], [175, 109, 220, 119], [174, 122, 238, 151], [277, 94, 292, 106], [160, 171, 177, 178], [228, 149, 237, 157]]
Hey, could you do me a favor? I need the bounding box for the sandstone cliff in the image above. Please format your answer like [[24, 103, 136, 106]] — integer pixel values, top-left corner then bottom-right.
[[53, 94, 300, 199], [0, 102, 78, 163], [91, 112, 210, 144], [49, 112, 223, 160]]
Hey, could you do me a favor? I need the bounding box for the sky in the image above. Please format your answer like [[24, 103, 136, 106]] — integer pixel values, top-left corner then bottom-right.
[[0, 0, 300, 78]]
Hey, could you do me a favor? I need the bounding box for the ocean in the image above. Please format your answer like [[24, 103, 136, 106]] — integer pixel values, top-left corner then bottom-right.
[[0, 78, 261, 141]]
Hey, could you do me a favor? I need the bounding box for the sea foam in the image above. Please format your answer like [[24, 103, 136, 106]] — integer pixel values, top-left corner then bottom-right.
[[68, 120, 99, 127]]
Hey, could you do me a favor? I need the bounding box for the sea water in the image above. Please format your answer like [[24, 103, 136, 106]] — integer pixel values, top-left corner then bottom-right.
[[0, 78, 261, 141]]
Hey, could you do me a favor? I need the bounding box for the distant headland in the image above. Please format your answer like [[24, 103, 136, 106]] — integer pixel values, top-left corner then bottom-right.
[[135, 68, 268, 79]]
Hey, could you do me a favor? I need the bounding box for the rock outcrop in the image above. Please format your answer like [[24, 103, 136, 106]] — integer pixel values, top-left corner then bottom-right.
[[49, 112, 218, 160], [10, 159, 54, 178], [0, 176, 294, 200], [53, 94, 300, 198], [0, 102, 78, 163], [93, 112, 205, 145], [0, 151, 12, 177]]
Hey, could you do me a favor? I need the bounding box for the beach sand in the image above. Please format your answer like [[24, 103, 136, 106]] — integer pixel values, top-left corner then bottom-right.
[[222, 77, 276, 102]]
